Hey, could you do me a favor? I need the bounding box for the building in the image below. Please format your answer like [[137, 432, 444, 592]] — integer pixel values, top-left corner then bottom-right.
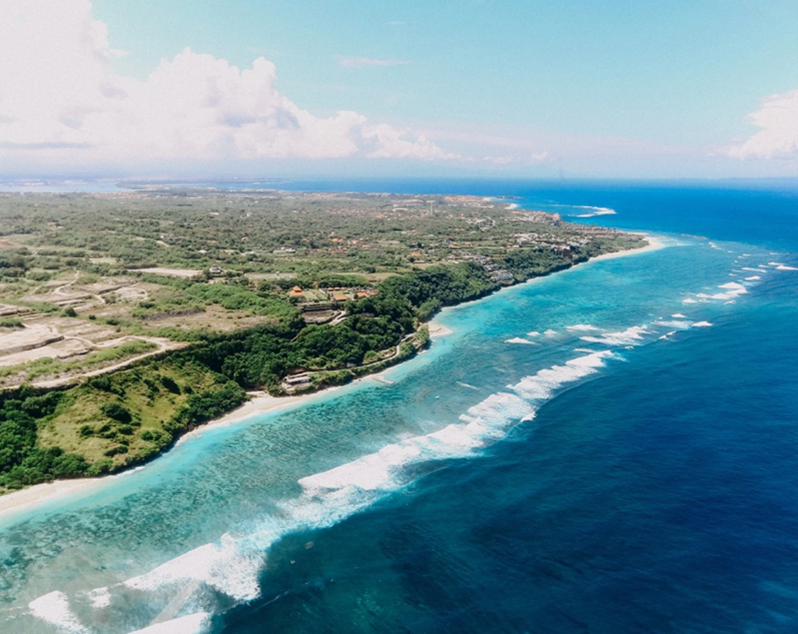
[[284, 373, 311, 386], [282, 373, 312, 392]]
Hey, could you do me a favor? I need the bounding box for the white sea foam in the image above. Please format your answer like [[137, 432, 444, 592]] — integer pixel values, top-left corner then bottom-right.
[[769, 262, 783, 267], [653, 320, 692, 329], [300, 441, 428, 492], [692, 321, 713, 327], [526, 331, 541, 337], [671, 313, 687, 319], [571, 206, 616, 218], [566, 324, 601, 332], [580, 326, 650, 346], [682, 298, 698, 304], [127, 613, 210, 634], [505, 337, 538, 345], [512, 352, 613, 403], [573, 212, 616, 218], [745, 276, 761, 281], [709, 282, 748, 301], [456, 381, 479, 390], [28, 591, 88, 633], [84, 348, 636, 630], [544, 329, 558, 337], [742, 267, 764, 272], [777, 265, 798, 271], [304, 351, 614, 501], [123, 534, 263, 602], [87, 587, 111, 609], [120, 350, 616, 614]]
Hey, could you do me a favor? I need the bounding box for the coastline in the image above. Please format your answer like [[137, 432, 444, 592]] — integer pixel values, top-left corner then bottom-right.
[[589, 234, 664, 262], [0, 235, 663, 521]]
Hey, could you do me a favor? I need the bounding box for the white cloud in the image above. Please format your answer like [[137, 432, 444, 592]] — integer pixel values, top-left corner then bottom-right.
[[363, 125, 459, 160], [483, 156, 514, 165], [0, 0, 449, 171], [336, 56, 411, 68], [728, 88, 798, 160]]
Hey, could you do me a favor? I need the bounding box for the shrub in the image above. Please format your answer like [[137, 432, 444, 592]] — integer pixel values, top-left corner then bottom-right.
[[159, 375, 181, 394], [100, 402, 132, 423]]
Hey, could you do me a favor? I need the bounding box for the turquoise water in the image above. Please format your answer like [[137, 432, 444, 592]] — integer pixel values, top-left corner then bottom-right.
[[1, 183, 797, 633]]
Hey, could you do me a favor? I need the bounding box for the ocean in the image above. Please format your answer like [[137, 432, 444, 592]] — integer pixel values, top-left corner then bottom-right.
[[1, 181, 797, 634]]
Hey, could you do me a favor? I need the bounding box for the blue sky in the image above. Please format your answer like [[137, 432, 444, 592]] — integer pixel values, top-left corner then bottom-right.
[[1, 0, 797, 179]]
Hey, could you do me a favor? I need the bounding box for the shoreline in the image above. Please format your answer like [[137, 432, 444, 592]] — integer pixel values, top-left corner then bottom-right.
[[589, 234, 665, 263], [0, 235, 664, 521]]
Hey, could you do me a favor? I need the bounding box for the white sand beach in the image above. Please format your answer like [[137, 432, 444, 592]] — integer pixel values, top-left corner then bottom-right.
[[588, 235, 666, 263], [0, 478, 105, 519], [427, 320, 453, 337]]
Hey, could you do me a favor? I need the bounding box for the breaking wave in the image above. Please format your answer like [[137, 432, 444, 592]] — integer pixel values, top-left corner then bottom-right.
[[566, 324, 601, 332], [505, 337, 538, 345], [580, 326, 650, 346], [28, 348, 624, 634], [570, 206, 617, 218]]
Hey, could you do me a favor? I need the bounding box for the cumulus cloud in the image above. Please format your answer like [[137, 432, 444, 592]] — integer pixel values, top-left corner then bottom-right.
[[363, 125, 459, 160], [0, 0, 450, 170], [336, 56, 411, 68], [728, 88, 798, 160], [483, 156, 514, 165]]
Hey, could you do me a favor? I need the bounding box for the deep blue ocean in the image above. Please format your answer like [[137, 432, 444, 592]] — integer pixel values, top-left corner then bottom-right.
[[1, 180, 797, 634]]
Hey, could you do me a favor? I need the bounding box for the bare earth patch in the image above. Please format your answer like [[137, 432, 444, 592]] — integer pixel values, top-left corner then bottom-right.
[[134, 267, 202, 278]]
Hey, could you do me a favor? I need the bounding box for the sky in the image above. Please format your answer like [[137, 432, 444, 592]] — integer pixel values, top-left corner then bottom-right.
[[0, 0, 797, 180]]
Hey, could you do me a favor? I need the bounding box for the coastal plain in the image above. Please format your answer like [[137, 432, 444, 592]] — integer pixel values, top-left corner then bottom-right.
[[0, 188, 644, 495]]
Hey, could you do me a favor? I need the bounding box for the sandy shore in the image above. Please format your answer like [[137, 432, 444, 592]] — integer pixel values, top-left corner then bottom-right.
[[0, 236, 664, 521], [427, 320, 453, 337], [588, 235, 666, 263], [176, 391, 311, 443], [0, 478, 106, 519]]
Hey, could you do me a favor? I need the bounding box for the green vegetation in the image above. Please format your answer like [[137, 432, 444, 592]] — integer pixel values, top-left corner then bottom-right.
[[0, 389, 89, 489], [0, 359, 245, 490], [0, 188, 644, 493], [0, 317, 24, 329]]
